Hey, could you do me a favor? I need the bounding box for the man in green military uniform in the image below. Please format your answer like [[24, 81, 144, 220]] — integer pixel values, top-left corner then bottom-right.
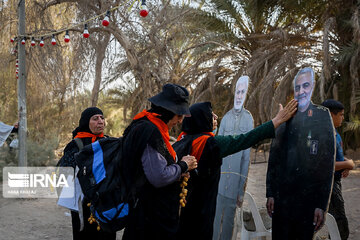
[[266, 67, 335, 240]]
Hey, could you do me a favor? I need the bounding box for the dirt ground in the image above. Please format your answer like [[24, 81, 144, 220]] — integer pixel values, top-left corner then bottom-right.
[[0, 149, 359, 240]]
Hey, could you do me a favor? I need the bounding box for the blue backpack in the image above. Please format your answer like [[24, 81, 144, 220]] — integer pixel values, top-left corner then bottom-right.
[[75, 137, 140, 233]]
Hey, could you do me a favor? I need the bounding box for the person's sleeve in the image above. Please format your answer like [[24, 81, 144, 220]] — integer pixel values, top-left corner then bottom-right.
[[336, 135, 344, 162], [265, 124, 285, 198], [141, 144, 182, 188], [215, 120, 275, 158]]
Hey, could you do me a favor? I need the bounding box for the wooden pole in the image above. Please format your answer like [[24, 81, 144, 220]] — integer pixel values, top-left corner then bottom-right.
[[17, 0, 27, 167]]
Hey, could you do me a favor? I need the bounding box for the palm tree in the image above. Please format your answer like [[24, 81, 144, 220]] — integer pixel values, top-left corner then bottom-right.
[[186, 0, 359, 148], [183, 0, 321, 124]]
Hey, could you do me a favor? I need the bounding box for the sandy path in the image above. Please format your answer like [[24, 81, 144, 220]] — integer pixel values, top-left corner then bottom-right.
[[238, 149, 360, 240], [0, 149, 359, 240]]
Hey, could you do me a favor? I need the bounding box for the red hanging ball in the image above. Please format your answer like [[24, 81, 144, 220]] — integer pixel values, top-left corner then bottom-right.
[[51, 34, 56, 45], [83, 30, 90, 38], [83, 24, 90, 38], [21, 39, 26, 45], [64, 30, 70, 43], [39, 41, 44, 47], [140, 9, 148, 17], [10, 38, 14, 43], [140, 3, 149, 17], [102, 17, 110, 26], [31, 41, 36, 46], [64, 36, 70, 43]]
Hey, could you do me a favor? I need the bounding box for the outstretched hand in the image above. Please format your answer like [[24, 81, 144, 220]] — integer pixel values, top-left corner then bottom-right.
[[272, 99, 298, 129]]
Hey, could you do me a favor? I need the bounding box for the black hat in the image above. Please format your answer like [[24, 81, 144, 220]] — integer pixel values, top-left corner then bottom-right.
[[72, 107, 103, 137], [148, 84, 191, 116]]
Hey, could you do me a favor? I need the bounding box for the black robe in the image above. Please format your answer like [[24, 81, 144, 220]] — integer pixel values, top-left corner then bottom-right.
[[173, 102, 221, 240], [121, 117, 182, 240]]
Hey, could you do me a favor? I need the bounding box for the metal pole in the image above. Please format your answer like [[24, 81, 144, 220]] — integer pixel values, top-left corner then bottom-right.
[[17, 0, 27, 167]]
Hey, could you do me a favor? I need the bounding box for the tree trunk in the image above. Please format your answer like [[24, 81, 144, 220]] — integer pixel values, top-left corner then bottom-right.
[[91, 33, 110, 106]]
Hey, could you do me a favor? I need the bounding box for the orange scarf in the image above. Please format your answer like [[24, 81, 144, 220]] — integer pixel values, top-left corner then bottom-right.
[[133, 109, 176, 162], [74, 132, 104, 143], [177, 132, 215, 162]]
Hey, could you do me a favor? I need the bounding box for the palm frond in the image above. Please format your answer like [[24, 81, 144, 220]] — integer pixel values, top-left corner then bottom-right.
[[344, 116, 360, 132]]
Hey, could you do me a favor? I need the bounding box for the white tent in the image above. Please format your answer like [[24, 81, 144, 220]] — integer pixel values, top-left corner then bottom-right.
[[0, 122, 14, 147]]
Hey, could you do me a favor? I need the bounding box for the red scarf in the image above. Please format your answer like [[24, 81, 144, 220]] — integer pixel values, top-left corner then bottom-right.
[[177, 132, 215, 162], [133, 110, 176, 162], [74, 132, 104, 143]]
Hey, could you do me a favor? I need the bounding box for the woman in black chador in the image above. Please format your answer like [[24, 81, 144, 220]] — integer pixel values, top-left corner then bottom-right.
[[121, 84, 197, 240], [58, 107, 116, 240], [173, 100, 297, 240]]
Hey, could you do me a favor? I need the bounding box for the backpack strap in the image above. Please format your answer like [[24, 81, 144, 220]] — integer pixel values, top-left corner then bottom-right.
[[74, 138, 84, 151]]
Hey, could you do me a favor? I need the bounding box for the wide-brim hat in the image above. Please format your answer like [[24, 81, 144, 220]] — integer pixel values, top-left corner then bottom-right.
[[148, 83, 191, 116]]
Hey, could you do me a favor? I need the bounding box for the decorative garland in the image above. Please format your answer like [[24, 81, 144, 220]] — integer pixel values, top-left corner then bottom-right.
[[10, 0, 148, 44], [11, 0, 149, 79]]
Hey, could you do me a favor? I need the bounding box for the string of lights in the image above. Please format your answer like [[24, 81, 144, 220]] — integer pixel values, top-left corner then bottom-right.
[[11, 0, 149, 79], [10, 0, 149, 46]]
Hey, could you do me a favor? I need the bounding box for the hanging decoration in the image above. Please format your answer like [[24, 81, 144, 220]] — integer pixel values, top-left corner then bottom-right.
[[51, 34, 57, 45], [83, 24, 90, 38], [39, 37, 44, 47], [139, 0, 148, 17], [8, 0, 148, 75], [64, 30, 70, 42], [102, 11, 111, 26]]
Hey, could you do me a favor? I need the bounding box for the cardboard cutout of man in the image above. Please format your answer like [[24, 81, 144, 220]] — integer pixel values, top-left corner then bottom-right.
[[266, 67, 335, 240], [213, 76, 254, 240]]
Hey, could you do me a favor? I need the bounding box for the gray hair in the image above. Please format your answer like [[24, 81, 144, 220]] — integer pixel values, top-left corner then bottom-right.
[[236, 75, 249, 90], [293, 67, 315, 88]]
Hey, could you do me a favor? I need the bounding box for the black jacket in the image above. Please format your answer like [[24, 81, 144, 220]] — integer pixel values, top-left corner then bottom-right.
[[122, 117, 182, 240], [266, 103, 335, 215]]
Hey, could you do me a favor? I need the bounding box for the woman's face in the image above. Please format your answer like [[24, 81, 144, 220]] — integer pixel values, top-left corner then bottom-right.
[[212, 112, 218, 130], [167, 114, 185, 130], [89, 114, 105, 135]]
